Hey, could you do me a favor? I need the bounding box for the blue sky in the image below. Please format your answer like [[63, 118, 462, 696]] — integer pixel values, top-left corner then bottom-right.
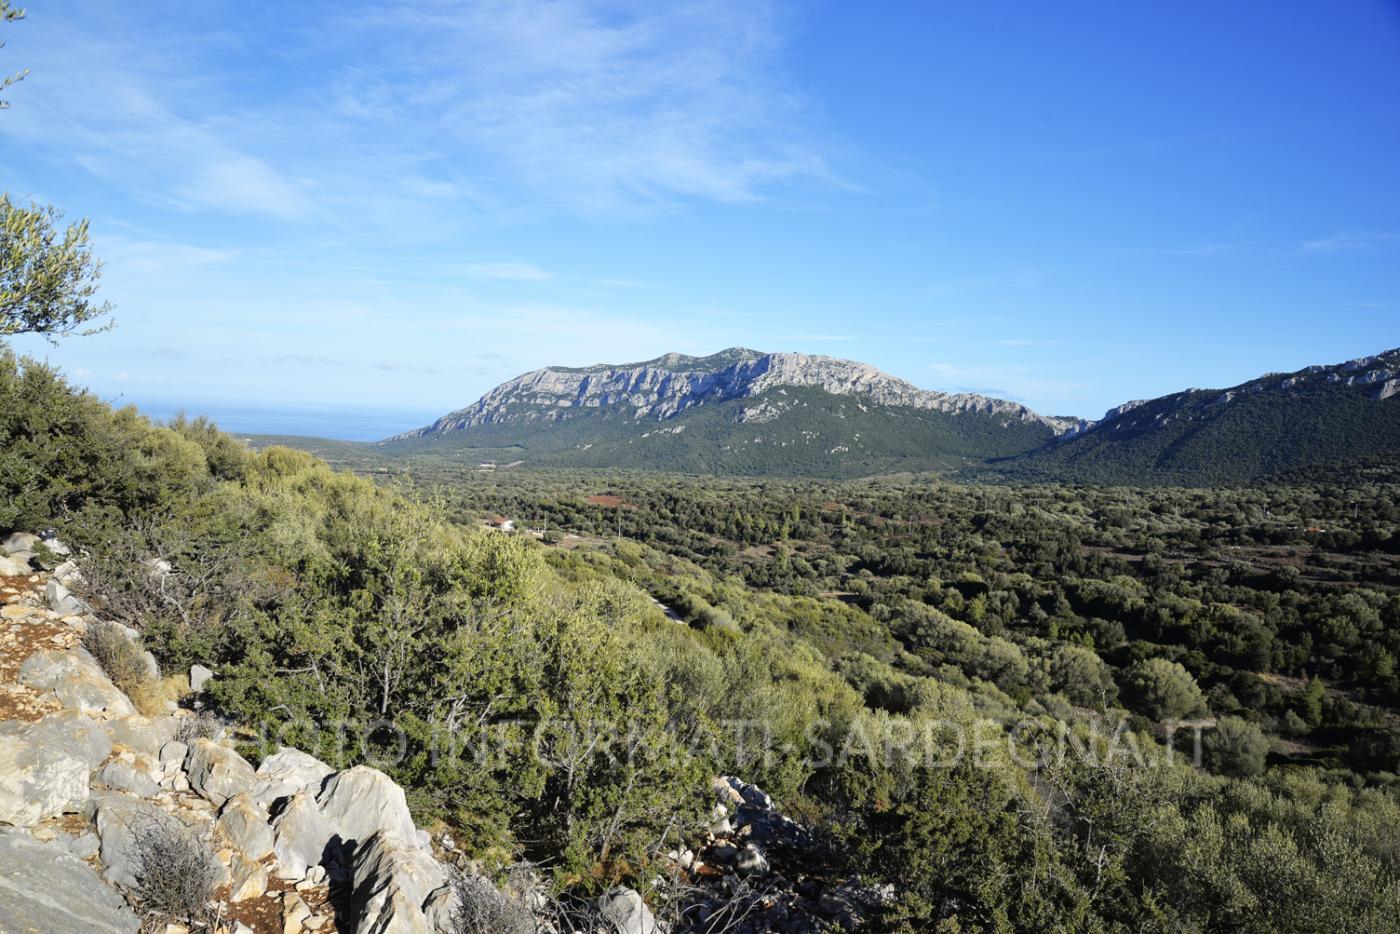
[[2, 0, 1398, 437]]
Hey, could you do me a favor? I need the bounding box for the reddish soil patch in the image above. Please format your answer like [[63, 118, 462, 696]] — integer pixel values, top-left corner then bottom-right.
[[221, 863, 339, 933], [586, 494, 638, 509], [0, 587, 67, 722]]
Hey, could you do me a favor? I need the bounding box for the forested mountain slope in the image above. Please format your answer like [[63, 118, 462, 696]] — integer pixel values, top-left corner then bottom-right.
[[994, 347, 1400, 485]]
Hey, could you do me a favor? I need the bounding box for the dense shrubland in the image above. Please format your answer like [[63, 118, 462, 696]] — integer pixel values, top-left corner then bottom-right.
[[6, 347, 1400, 930]]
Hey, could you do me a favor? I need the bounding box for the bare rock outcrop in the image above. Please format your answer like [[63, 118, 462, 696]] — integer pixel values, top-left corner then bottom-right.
[[271, 791, 338, 882], [348, 829, 447, 933], [184, 737, 257, 806], [253, 746, 334, 808], [0, 829, 140, 933], [19, 648, 136, 719], [316, 765, 425, 855], [0, 724, 90, 826]]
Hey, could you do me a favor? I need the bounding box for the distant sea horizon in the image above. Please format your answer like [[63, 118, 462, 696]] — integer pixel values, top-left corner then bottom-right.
[[128, 399, 443, 442]]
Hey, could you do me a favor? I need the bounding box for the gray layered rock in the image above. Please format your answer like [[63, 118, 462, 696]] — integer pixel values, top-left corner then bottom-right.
[[18, 648, 136, 719], [252, 746, 334, 808], [316, 765, 423, 853], [718, 775, 812, 850], [184, 738, 256, 806], [45, 579, 88, 616], [271, 792, 337, 880], [0, 829, 139, 933], [95, 761, 162, 798], [272, 763, 436, 886], [69, 831, 101, 860], [103, 715, 179, 757], [51, 559, 83, 586], [158, 740, 189, 766], [734, 843, 769, 876], [216, 792, 274, 861], [348, 830, 445, 934], [0, 711, 112, 770], [0, 725, 90, 826], [422, 882, 458, 932], [225, 849, 268, 902], [598, 886, 662, 934], [189, 664, 214, 692], [0, 553, 30, 577]]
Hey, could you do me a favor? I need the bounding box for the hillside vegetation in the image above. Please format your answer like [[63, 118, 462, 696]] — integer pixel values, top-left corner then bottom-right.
[[6, 346, 1400, 931], [987, 348, 1400, 485]]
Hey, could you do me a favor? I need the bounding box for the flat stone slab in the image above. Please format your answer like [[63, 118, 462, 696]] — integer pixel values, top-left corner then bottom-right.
[[0, 829, 139, 933]]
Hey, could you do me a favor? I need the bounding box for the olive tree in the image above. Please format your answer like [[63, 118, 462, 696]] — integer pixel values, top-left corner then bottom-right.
[[1, 197, 112, 339]]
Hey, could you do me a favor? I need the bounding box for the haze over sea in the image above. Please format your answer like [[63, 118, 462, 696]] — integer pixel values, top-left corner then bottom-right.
[[129, 400, 441, 442]]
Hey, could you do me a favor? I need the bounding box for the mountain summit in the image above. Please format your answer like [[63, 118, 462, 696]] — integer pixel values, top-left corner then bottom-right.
[[394, 348, 1083, 437], [386, 349, 1081, 476]]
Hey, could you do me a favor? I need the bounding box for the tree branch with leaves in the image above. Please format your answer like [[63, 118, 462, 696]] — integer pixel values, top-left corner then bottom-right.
[[2, 6, 113, 341], [1, 2, 27, 109], [1, 196, 113, 339]]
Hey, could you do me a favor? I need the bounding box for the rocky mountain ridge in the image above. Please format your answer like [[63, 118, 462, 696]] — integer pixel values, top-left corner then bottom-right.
[[390, 348, 1086, 440], [999, 346, 1400, 484], [1078, 346, 1400, 437]]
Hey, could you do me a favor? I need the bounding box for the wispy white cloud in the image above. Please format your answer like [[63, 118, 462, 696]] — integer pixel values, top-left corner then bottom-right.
[[334, 0, 829, 213], [175, 154, 313, 220], [0, 1, 826, 229], [0, 25, 315, 222], [460, 261, 554, 282], [1301, 230, 1399, 253], [97, 237, 238, 274]]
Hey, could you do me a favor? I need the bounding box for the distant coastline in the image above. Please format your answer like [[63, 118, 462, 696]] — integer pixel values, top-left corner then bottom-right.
[[128, 400, 441, 442]]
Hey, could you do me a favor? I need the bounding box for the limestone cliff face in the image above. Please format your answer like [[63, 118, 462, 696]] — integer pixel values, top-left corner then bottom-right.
[[393, 348, 1086, 439]]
